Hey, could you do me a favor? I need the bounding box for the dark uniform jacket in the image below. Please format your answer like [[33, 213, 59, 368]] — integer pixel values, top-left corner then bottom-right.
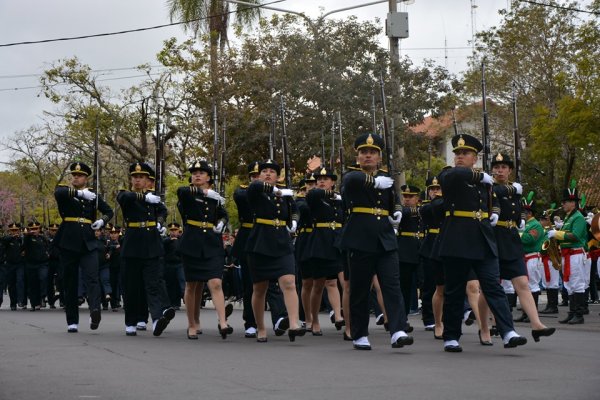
[[245, 181, 298, 257], [96, 237, 110, 269], [493, 183, 525, 261], [23, 234, 49, 266], [294, 194, 313, 262], [176, 186, 226, 259], [397, 206, 422, 264], [232, 185, 252, 259], [339, 170, 400, 253], [419, 196, 444, 260], [54, 185, 113, 253], [117, 190, 167, 259], [163, 237, 182, 267], [438, 167, 499, 260], [305, 188, 344, 261], [107, 238, 121, 269], [3, 236, 23, 264]]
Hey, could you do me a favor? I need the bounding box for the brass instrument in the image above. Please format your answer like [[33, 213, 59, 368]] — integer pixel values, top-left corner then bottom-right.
[[541, 237, 562, 271]]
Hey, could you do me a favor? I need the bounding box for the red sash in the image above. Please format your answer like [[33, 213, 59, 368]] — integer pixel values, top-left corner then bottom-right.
[[541, 255, 551, 282], [560, 248, 585, 282]]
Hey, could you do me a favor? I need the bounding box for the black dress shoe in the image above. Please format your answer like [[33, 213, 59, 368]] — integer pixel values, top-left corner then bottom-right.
[[126, 331, 137, 337], [288, 327, 307, 342], [405, 323, 414, 333], [465, 311, 476, 326], [531, 327, 556, 342], [90, 309, 101, 330], [478, 330, 493, 346], [218, 325, 234, 339], [187, 330, 198, 340], [68, 327, 78, 333], [434, 333, 443, 340], [490, 326, 499, 337], [353, 343, 372, 350], [424, 326, 434, 332], [504, 336, 527, 348], [343, 332, 353, 341], [256, 337, 268, 343], [225, 303, 234, 319], [444, 344, 463, 352], [196, 330, 203, 335], [392, 335, 414, 348], [334, 320, 345, 331], [312, 330, 323, 336]]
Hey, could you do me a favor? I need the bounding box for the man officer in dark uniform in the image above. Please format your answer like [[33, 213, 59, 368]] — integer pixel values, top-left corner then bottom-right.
[[54, 162, 113, 333], [117, 162, 175, 337], [339, 133, 413, 350], [437, 134, 526, 352]]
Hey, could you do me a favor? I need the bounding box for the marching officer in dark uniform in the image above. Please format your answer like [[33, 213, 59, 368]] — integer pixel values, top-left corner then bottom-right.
[[437, 134, 526, 352], [245, 159, 305, 342], [419, 176, 444, 335], [305, 166, 345, 335], [478, 153, 555, 343], [233, 162, 289, 338], [117, 162, 175, 337], [396, 184, 423, 324], [54, 162, 113, 333], [296, 174, 315, 329], [23, 221, 49, 311], [339, 133, 413, 350], [177, 160, 232, 340], [1, 223, 25, 310], [46, 223, 62, 308], [106, 224, 122, 311], [163, 222, 184, 309]]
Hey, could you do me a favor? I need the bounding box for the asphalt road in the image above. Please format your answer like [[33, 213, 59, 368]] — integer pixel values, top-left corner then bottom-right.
[[1, 297, 599, 400]]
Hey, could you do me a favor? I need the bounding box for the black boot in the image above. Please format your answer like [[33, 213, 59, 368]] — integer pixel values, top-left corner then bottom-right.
[[568, 292, 585, 324], [540, 289, 559, 314], [582, 289, 590, 315], [506, 293, 517, 312], [559, 295, 575, 324], [559, 288, 569, 306]]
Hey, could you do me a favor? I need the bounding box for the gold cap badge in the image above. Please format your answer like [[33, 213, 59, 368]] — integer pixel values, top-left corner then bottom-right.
[[366, 134, 374, 145], [135, 163, 142, 172], [457, 135, 465, 147], [75, 163, 81, 171], [320, 167, 327, 175], [495, 153, 503, 161], [432, 177, 438, 185]]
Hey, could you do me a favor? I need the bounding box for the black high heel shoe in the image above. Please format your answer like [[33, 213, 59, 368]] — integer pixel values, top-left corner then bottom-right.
[[218, 325, 233, 340], [531, 327, 556, 342], [187, 329, 198, 340], [288, 327, 307, 342], [334, 320, 346, 331], [343, 332, 353, 341], [478, 330, 493, 346]]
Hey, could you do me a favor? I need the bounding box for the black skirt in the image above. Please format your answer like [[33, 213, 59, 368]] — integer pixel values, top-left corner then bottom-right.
[[303, 257, 341, 280], [182, 254, 224, 282], [247, 252, 295, 283]]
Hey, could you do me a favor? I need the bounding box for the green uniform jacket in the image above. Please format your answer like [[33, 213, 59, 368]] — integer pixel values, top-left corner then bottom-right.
[[521, 217, 545, 253], [557, 210, 588, 250]]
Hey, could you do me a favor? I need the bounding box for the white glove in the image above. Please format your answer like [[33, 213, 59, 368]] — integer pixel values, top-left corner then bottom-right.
[[480, 173, 493, 185], [547, 229, 557, 239], [144, 192, 161, 204], [91, 219, 105, 230], [205, 189, 225, 205], [554, 219, 564, 229], [585, 212, 594, 226], [512, 182, 523, 195], [279, 189, 294, 197], [213, 221, 225, 234], [287, 220, 297, 234], [334, 194, 342, 201], [77, 189, 96, 201], [389, 211, 402, 225], [374, 176, 394, 189], [489, 213, 499, 227], [156, 222, 166, 235], [518, 219, 526, 232]]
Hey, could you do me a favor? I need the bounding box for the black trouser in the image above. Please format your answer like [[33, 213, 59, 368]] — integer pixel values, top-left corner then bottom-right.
[[399, 261, 419, 316], [109, 263, 121, 308], [348, 249, 407, 339], [164, 263, 183, 307], [240, 255, 286, 329], [46, 260, 62, 305], [61, 249, 101, 325], [122, 257, 170, 327], [420, 257, 436, 326], [442, 255, 514, 341], [26, 263, 48, 307]]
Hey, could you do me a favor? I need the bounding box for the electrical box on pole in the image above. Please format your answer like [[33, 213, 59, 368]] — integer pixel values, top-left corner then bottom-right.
[[386, 12, 409, 39]]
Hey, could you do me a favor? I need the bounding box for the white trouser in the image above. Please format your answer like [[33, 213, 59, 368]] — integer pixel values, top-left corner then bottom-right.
[[524, 254, 542, 293], [542, 257, 560, 289], [501, 279, 515, 294], [562, 252, 587, 294]]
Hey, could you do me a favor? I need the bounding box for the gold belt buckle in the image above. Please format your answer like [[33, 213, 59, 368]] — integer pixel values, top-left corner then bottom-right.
[[374, 208, 383, 216], [78, 218, 85, 223], [139, 221, 147, 228], [201, 222, 208, 228], [474, 210, 483, 221], [274, 219, 281, 227], [414, 232, 420, 238]]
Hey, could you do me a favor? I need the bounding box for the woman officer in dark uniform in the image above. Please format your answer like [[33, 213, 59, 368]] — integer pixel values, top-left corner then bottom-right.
[[245, 159, 306, 342], [304, 166, 345, 335], [177, 160, 231, 340]]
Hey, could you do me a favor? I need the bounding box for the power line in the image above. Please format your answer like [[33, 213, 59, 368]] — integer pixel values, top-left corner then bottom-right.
[[0, 73, 162, 93], [0, 0, 285, 48], [518, 0, 600, 15], [0, 65, 165, 80]]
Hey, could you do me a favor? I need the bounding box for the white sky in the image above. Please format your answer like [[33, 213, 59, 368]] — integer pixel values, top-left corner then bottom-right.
[[0, 0, 514, 165]]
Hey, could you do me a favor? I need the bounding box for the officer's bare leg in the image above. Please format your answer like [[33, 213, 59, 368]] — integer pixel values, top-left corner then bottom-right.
[[252, 281, 269, 338], [278, 274, 301, 329]]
